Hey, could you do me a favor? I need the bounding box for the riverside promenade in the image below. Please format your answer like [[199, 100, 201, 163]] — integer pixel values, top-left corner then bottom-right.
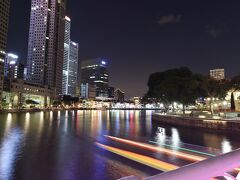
[[152, 113, 240, 134]]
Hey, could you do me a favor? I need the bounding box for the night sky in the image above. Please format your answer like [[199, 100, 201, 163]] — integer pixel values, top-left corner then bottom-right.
[[7, 0, 240, 97]]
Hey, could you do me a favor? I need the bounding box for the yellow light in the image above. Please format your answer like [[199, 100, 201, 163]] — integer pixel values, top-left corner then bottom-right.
[[96, 142, 179, 171], [105, 135, 205, 162]]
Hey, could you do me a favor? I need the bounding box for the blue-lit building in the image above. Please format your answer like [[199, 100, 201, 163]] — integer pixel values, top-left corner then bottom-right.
[[81, 58, 109, 98]]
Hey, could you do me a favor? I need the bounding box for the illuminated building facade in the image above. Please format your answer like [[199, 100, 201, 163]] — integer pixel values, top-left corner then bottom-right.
[[26, 0, 66, 96], [108, 86, 115, 99], [0, 0, 10, 101], [80, 83, 96, 99], [2, 79, 54, 108], [62, 17, 79, 97], [62, 16, 71, 95], [81, 58, 109, 98], [114, 88, 125, 102], [4, 53, 24, 79], [210, 69, 225, 81], [68, 41, 79, 96]]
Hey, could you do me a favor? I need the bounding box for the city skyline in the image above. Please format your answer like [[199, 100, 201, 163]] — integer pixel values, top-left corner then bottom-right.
[[7, 0, 240, 97], [2, 1, 240, 179]]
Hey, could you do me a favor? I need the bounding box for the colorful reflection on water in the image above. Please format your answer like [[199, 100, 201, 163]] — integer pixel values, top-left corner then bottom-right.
[[0, 110, 239, 179]]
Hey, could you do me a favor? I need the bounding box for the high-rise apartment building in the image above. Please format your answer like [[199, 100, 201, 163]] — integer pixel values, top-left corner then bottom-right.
[[0, 0, 10, 101], [62, 17, 79, 97], [81, 58, 109, 98], [210, 69, 225, 81], [27, 0, 66, 96]]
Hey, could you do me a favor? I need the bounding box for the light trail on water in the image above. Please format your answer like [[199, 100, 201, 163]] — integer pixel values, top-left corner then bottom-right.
[[149, 140, 216, 157], [104, 135, 206, 162], [95, 142, 179, 172], [104, 135, 240, 174]]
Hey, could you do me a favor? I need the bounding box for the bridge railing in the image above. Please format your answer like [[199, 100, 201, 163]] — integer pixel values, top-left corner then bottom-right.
[[146, 148, 240, 180]]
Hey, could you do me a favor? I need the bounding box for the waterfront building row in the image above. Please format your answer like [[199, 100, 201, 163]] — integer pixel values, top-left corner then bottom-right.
[[2, 79, 54, 108]]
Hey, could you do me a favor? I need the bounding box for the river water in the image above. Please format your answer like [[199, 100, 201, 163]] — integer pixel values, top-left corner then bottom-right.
[[0, 110, 239, 180]]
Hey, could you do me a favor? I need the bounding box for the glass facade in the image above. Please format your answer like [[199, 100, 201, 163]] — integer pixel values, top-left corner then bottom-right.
[[62, 17, 79, 97], [81, 58, 109, 98]]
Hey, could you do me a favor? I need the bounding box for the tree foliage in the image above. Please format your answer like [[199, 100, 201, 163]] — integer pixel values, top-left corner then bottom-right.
[[147, 67, 205, 112], [147, 67, 230, 114], [230, 74, 240, 91], [200, 77, 228, 100]]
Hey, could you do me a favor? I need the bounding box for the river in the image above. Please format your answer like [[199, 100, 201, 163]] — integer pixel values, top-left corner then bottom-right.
[[0, 110, 239, 180]]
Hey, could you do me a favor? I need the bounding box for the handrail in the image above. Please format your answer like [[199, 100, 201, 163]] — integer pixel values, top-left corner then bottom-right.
[[146, 149, 240, 180]]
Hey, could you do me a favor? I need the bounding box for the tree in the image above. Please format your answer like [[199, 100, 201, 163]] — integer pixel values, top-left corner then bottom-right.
[[231, 92, 235, 111], [228, 75, 240, 111], [200, 77, 228, 115], [147, 67, 204, 114], [62, 95, 73, 106], [174, 73, 206, 114]]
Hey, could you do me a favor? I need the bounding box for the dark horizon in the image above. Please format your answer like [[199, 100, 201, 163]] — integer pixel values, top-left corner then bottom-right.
[[7, 0, 240, 97]]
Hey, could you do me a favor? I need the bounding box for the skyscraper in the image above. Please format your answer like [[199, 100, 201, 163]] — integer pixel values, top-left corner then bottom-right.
[[68, 41, 79, 96], [27, 0, 66, 96], [62, 16, 71, 95], [0, 0, 10, 101], [62, 17, 79, 97], [81, 58, 109, 98]]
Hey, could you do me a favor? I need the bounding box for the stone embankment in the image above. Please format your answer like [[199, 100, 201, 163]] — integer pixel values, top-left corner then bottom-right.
[[152, 113, 240, 134]]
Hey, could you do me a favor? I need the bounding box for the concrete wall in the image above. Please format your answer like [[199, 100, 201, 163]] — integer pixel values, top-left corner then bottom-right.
[[152, 114, 240, 134]]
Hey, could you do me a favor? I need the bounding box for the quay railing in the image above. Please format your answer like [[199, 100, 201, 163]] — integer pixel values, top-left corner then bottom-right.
[[120, 149, 240, 180], [149, 148, 240, 180]]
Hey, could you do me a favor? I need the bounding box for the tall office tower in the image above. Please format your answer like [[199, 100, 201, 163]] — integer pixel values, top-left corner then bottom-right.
[[62, 16, 79, 97], [27, 0, 66, 96], [210, 69, 225, 81], [62, 16, 71, 95], [68, 41, 79, 96], [4, 53, 24, 79], [0, 0, 10, 101], [81, 58, 109, 98]]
